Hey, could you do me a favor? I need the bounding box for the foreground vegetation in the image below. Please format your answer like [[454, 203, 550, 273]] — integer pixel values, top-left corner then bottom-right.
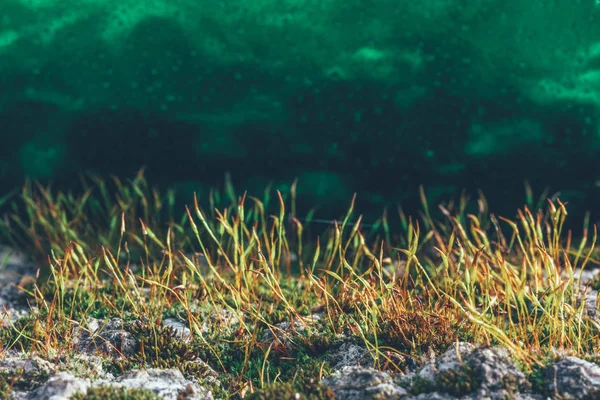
[[1, 171, 600, 398]]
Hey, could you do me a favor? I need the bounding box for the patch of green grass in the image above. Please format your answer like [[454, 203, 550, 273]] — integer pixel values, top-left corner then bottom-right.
[[0, 367, 50, 395], [2, 171, 600, 397], [0, 309, 72, 354], [436, 364, 481, 396], [104, 321, 213, 383], [247, 357, 334, 400], [72, 385, 162, 400]]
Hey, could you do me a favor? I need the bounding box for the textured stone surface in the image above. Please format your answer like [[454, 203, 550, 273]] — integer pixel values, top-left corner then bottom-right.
[[73, 317, 137, 358], [322, 343, 543, 400], [326, 342, 372, 370], [413, 343, 530, 399], [109, 368, 213, 400], [322, 366, 408, 400], [23, 368, 213, 400], [0, 350, 215, 400], [548, 357, 600, 399], [28, 372, 92, 400], [163, 318, 192, 342]]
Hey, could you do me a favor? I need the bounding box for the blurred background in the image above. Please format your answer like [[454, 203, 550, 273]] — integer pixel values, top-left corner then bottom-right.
[[1, 0, 600, 228]]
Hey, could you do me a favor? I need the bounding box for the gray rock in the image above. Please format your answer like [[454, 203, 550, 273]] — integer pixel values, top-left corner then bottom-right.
[[326, 342, 371, 370], [73, 317, 137, 358], [548, 356, 600, 399], [0, 354, 55, 378], [322, 365, 408, 400], [23, 368, 213, 400], [408, 393, 455, 400], [164, 318, 192, 342], [412, 343, 530, 399], [28, 372, 91, 400], [110, 368, 213, 400]]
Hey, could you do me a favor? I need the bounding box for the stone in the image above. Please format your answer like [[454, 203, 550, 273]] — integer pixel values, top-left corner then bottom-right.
[[28, 372, 91, 400], [110, 368, 213, 400], [326, 342, 371, 370], [547, 357, 600, 399], [412, 343, 530, 399], [73, 317, 137, 358], [163, 318, 192, 342], [22, 368, 213, 400], [322, 366, 408, 400]]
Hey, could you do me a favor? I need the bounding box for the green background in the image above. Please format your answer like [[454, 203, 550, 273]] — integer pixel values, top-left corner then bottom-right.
[[2, 0, 600, 225]]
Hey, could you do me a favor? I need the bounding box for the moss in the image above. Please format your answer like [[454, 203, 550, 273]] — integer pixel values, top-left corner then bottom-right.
[[296, 331, 336, 357], [0, 367, 51, 397], [409, 375, 437, 395], [104, 321, 212, 383], [0, 311, 71, 353], [246, 380, 335, 400], [527, 366, 548, 397], [251, 277, 321, 325], [409, 364, 482, 397], [247, 359, 335, 400], [377, 309, 469, 355], [436, 364, 481, 396], [0, 376, 9, 400], [72, 385, 162, 399], [41, 282, 140, 321]]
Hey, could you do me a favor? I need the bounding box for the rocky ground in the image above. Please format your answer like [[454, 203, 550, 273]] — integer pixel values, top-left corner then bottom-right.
[[2, 245, 600, 400]]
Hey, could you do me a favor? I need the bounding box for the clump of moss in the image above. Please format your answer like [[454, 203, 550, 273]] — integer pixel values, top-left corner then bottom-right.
[[377, 308, 469, 356], [409, 364, 481, 397], [247, 358, 334, 400], [0, 310, 72, 353], [48, 284, 137, 321], [246, 380, 335, 400], [409, 375, 437, 395], [0, 376, 9, 400], [104, 321, 212, 383], [436, 364, 481, 396], [296, 331, 336, 357], [0, 367, 51, 399], [72, 385, 162, 400], [250, 277, 321, 326]]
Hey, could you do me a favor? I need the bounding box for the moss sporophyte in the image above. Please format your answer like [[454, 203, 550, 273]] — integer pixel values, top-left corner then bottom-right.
[[1, 171, 600, 398]]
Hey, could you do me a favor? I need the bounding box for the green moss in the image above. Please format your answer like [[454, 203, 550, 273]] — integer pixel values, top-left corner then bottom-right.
[[251, 277, 321, 326], [41, 283, 140, 321], [247, 358, 334, 400], [410, 364, 482, 396], [0, 376, 9, 400], [527, 364, 549, 398], [0, 367, 51, 397], [246, 380, 335, 400], [409, 375, 437, 395], [104, 322, 212, 383], [436, 364, 481, 396], [0, 310, 72, 353], [72, 385, 162, 400]]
